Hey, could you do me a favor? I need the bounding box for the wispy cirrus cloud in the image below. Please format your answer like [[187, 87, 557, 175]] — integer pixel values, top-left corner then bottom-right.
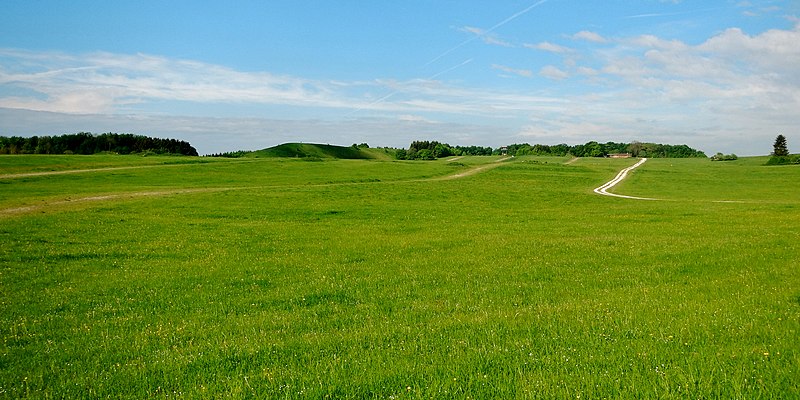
[[539, 65, 569, 80], [460, 26, 513, 47], [0, 48, 568, 119], [2, 18, 799, 156], [492, 64, 533, 78], [524, 41, 573, 53], [0, 49, 344, 113], [424, 0, 549, 66], [571, 30, 608, 43]]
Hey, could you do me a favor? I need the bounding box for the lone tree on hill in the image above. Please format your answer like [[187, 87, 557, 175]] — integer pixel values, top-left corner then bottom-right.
[[773, 134, 789, 156]]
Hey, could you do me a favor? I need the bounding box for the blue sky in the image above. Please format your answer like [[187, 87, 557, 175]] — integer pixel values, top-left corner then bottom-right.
[[1, 1, 798, 155]]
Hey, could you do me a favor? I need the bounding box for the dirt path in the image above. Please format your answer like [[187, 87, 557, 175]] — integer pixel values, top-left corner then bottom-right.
[[1, 158, 517, 216], [3, 156, 657, 215], [435, 156, 513, 180], [593, 158, 655, 200], [0, 188, 243, 215], [0, 159, 256, 180], [0, 164, 185, 179]]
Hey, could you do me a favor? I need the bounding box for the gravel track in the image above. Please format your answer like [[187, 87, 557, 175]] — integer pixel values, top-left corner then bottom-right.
[[592, 158, 655, 200]]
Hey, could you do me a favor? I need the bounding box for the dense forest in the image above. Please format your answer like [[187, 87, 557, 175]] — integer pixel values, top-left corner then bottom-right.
[[0, 132, 198, 156], [397, 140, 706, 160]]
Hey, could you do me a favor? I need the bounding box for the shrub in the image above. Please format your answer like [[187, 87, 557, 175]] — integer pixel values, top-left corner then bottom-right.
[[766, 154, 800, 165], [710, 152, 738, 161]]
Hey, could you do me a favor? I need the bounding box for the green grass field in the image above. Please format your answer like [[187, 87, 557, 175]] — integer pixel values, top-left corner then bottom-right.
[[1, 155, 798, 398]]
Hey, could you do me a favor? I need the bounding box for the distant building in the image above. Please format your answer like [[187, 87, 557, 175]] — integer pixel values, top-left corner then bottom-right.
[[609, 153, 632, 158], [500, 146, 509, 156]]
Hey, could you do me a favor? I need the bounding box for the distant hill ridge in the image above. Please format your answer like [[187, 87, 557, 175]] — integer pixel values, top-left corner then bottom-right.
[[253, 143, 372, 159], [210, 143, 394, 160]]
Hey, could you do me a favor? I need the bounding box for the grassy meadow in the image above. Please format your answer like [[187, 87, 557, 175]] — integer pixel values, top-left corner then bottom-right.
[[1, 154, 798, 398]]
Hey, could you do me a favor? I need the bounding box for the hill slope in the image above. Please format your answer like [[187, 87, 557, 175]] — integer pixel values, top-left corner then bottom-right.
[[250, 143, 376, 159]]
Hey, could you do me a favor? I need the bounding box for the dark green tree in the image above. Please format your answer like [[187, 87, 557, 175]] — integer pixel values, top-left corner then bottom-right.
[[773, 134, 789, 156]]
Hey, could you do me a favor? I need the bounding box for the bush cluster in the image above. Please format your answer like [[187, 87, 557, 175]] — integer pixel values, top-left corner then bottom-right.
[[710, 153, 738, 161], [766, 155, 800, 165]]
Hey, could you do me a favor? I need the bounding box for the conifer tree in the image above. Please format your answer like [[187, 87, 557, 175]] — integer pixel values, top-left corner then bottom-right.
[[773, 134, 789, 156]]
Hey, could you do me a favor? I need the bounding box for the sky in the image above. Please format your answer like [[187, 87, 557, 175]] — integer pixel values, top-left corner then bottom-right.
[[1, 1, 798, 155]]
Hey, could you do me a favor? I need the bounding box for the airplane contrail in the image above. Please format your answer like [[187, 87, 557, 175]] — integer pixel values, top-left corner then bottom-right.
[[428, 57, 473, 79], [347, 1, 549, 116], [424, 0, 550, 67], [487, 0, 550, 32], [623, 6, 723, 19]]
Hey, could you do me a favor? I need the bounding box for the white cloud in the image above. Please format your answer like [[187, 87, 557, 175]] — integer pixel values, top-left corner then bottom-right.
[[0, 49, 572, 120], [518, 120, 623, 143], [397, 114, 437, 123], [539, 65, 569, 80], [484, 36, 514, 47], [3, 19, 800, 156], [525, 41, 572, 53], [0, 49, 344, 114], [572, 30, 608, 43], [576, 66, 599, 76], [588, 23, 800, 104], [490, 21, 800, 154], [625, 34, 688, 51], [698, 25, 800, 76], [571, 24, 798, 153], [460, 26, 513, 47], [492, 64, 533, 78], [460, 26, 484, 36]]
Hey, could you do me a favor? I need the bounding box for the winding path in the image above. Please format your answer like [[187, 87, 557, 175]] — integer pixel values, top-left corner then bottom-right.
[[593, 158, 655, 200], [435, 156, 512, 180], [0, 159, 255, 180], [1, 158, 515, 215], [2, 156, 658, 215]]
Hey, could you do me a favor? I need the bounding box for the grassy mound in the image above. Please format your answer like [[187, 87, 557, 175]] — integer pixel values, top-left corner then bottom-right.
[[250, 143, 375, 159]]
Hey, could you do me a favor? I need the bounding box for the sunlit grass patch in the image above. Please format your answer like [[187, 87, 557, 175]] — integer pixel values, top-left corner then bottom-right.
[[1, 155, 798, 397]]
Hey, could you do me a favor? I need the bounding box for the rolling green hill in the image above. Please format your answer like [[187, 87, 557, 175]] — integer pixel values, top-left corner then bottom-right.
[[249, 143, 382, 159]]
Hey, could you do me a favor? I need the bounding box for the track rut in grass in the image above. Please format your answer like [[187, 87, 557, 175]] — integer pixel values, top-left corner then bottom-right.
[[0, 158, 516, 216]]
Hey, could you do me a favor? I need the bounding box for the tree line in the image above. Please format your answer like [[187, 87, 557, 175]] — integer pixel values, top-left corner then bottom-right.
[[206, 150, 251, 158], [511, 141, 706, 158], [0, 132, 198, 156], [395, 141, 493, 160], [396, 140, 706, 160]]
